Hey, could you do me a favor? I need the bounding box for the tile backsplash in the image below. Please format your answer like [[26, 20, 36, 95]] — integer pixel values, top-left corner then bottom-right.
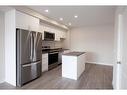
[[42, 41, 63, 49]]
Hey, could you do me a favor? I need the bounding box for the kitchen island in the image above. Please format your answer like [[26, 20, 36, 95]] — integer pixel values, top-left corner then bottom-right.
[[62, 51, 86, 80]]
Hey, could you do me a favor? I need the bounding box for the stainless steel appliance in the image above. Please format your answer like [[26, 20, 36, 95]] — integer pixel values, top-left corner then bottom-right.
[[16, 28, 42, 87], [44, 31, 55, 41], [58, 51, 62, 65], [48, 50, 59, 70]]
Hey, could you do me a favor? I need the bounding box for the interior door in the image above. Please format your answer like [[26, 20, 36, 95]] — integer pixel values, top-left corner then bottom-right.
[[113, 14, 123, 89], [120, 10, 127, 89], [114, 9, 127, 89]]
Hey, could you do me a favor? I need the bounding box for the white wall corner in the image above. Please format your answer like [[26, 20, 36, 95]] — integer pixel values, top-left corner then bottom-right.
[[5, 9, 16, 86], [0, 10, 5, 84]]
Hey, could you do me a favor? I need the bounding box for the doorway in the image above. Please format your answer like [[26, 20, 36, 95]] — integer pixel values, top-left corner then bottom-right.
[[113, 8, 127, 89]]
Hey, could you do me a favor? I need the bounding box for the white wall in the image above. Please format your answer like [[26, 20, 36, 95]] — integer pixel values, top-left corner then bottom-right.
[[70, 24, 114, 66], [0, 11, 5, 83], [62, 30, 71, 49], [5, 9, 16, 86]]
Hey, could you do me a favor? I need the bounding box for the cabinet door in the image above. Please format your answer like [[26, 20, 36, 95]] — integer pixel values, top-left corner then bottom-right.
[[63, 31, 67, 38], [42, 53, 48, 59], [43, 26, 49, 32], [39, 25, 44, 40], [42, 53, 48, 72], [42, 64, 48, 72], [60, 31, 66, 38], [55, 30, 60, 41], [43, 26, 53, 33], [16, 11, 39, 31]]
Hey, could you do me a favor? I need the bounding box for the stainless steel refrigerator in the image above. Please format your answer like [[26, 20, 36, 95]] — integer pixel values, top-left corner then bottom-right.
[[16, 28, 42, 87]]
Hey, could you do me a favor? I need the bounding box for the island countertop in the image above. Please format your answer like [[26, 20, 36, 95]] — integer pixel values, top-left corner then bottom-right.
[[63, 51, 86, 56]]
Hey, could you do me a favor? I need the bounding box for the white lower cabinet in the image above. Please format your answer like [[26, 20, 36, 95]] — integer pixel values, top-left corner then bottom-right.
[[62, 53, 86, 80], [42, 53, 48, 72]]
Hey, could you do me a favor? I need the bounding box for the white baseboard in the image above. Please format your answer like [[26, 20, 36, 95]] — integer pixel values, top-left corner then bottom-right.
[[86, 61, 113, 66]]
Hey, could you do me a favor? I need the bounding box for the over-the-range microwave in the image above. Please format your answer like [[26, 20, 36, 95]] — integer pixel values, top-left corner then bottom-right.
[[44, 31, 55, 41]]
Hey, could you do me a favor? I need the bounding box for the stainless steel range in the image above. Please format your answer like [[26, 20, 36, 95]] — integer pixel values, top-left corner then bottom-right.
[[48, 50, 59, 70], [42, 46, 60, 70]]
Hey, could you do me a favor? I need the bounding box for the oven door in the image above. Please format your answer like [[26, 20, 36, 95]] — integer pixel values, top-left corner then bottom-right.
[[48, 52, 58, 70]]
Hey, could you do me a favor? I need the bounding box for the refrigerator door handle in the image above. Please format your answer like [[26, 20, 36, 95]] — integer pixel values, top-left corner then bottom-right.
[[22, 61, 41, 67], [30, 32, 33, 60], [33, 32, 36, 61], [33, 33, 36, 61], [32, 32, 34, 61]]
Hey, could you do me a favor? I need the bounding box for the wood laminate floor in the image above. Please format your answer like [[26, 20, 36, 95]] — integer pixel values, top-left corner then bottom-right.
[[0, 63, 113, 89]]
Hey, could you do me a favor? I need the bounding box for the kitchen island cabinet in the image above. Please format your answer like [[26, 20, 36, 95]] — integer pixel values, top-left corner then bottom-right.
[[62, 52, 86, 80]]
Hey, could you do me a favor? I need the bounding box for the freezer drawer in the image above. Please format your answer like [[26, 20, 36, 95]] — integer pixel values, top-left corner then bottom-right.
[[21, 61, 41, 86]]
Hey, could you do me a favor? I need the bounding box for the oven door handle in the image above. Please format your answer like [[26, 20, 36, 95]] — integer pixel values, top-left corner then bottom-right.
[[49, 52, 59, 54]]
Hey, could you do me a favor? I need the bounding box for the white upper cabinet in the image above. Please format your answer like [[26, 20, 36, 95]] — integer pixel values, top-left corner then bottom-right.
[[39, 21, 67, 41], [43, 26, 50, 32], [39, 25, 44, 40], [54, 29, 60, 41], [60, 31, 66, 39], [16, 11, 39, 31], [16, 11, 67, 40], [43, 26, 54, 33], [51, 28, 66, 41]]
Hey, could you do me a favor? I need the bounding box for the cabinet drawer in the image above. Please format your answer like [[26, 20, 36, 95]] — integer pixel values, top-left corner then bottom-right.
[[42, 60, 48, 65], [42, 53, 48, 59], [42, 57, 48, 60], [42, 64, 48, 72]]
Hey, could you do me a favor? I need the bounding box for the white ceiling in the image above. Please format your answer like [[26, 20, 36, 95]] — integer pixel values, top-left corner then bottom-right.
[[28, 6, 116, 28]]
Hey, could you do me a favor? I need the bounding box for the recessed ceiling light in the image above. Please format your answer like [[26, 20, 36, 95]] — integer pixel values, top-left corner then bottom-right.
[[68, 22, 71, 26], [44, 9, 49, 13], [74, 15, 78, 18], [59, 18, 63, 21]]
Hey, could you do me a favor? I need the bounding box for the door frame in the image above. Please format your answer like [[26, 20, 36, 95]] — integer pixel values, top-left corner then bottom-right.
[[113, 13, 123, 89]]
